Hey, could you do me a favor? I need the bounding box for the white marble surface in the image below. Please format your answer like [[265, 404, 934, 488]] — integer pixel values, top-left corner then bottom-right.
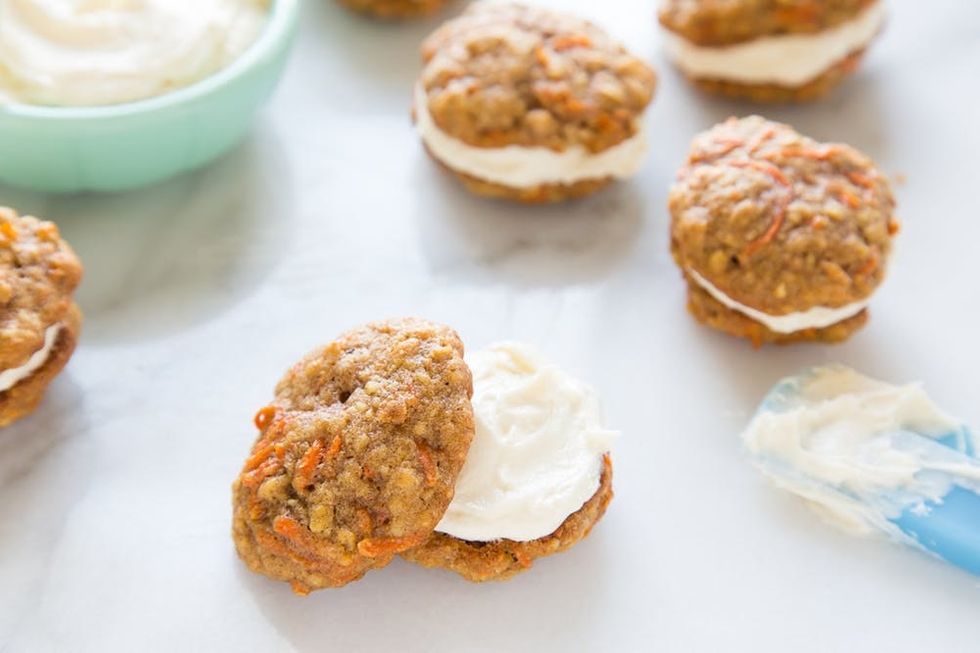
[[2, 1, 979, 651]]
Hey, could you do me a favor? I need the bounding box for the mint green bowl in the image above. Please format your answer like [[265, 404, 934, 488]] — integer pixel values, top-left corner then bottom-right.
[[0, 0, 300, 193]]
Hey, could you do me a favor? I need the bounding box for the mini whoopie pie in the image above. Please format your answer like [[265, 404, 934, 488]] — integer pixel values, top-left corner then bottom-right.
[[233, 321, 616, 592], [0, 208, 83, 427], [669, 116, 898, 346], [415, 2, 656, 203], [658, 0, 886, 102], [337, 0, 449, 20]]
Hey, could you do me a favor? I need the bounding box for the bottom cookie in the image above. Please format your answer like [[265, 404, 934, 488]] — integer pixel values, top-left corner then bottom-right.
[[401, 455, 613, 582], [686, 49, 867, 103], [685, 280, 868, 347], [0, 303, 82, 427], [338, 0, 448, 19]]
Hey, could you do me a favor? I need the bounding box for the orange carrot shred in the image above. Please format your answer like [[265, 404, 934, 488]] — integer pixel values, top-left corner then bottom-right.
[[847, 171, 876, 190], [290, 581, 311, 596], [416, 440, 438, 487], [856, 250, 879, 276], [837, 190, 861, 209], [273, 515, 304, 540], [244, 444, 276, 472], [254, 406, 277, 430], [293, 439, 325, 491], [727, 159, 793, 257], [0, 222, 16, 241], [326, 434, 343, 462], [552, 34, 592, 51]]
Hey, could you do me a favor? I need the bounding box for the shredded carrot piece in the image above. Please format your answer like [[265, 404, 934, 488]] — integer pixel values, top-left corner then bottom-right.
[[748, 127, 777, 153], [274, 443, 286, 460], [243, 444, 276, 472], [357, 534, 424, 558], [290, 581, 311, 596], [416, 440, 438, 487], [887, 219, 901, 236], [293, 439, 325, 492], [552, 34, 592, 51], [273, 515, 304, 540], [326, 434, 343, 463], [241, 457, 282, 489], [0, 222, 16, 241], [847, 171, 876, 190], [533, 46, 550, 68], [254, 406, 277, 430], [708, 137, 743, 159], [727, 160, 793, 256], [856, 250, 879, 276], [837, 190, 861, 209]]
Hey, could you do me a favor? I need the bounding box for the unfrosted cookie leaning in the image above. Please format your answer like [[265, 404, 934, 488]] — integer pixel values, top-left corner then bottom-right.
[[232, 318, 475, 594], [0, 208, 83, 428], [670, 116, 898, 346], [658, 0, 885, 102], [415, 2, 657, 203], [337, 0, 448, 19], [402, 342, 616, 581]]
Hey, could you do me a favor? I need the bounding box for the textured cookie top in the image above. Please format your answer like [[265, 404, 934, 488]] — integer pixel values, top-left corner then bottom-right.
[[0, 208, 83, 371], [659, 0, 876, 47], [419, 2, 656, 153], [234, 318, 474, 590], [670, 116, 897, 314]]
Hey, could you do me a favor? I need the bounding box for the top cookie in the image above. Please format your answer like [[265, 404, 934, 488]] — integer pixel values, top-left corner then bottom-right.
[[659, 0, 876, 47], [419, 2, 656, 153], [232, 318, 475, 593], [0, 207, 82, 373], [670, 116, 897, 314]]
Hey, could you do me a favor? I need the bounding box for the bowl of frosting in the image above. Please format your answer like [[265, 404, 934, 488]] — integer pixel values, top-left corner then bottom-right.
[[0, 0, 299, 193]]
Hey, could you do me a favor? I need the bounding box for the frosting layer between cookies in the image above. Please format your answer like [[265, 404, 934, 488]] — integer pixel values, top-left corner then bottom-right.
[[435, 342, 616, 542], [688, 268, 869, 334], [0, 323, 61, 392], [415, 85, 648, 189], [662, 1, 884, 86]]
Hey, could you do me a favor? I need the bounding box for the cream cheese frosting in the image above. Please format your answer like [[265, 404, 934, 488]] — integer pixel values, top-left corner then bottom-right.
[[688, 268, 869, 334], [742, 366, 979, 540], [435, 342, 617, 542], [414, 84, 648, 189], [0, 323, 61, 392], [662, 1, 886, 86], [0, 0, 269, 107]]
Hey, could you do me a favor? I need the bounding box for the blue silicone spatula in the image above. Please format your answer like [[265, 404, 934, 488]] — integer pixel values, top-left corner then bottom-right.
[[746, 369, 980, 578], [889, 431, 980, 575]]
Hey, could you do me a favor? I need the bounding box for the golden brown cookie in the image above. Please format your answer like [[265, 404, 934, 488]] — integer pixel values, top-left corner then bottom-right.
[[415, 2, 656, 203], [402, 455, 612, 581], [0, 208, 83, 427], [658, 0, 882, 102], [337, 0, 449, 19], [232, 318, 475, 594], [669, 116, 898, 346]]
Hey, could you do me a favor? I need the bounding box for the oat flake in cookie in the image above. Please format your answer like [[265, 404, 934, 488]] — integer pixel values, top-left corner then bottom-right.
[[658, 0, 885, 102], [337, 0, 449, 20], [0, 208, 83, 428], [232, 318, 475, 594], [669, 116, 898, 346], [415, 2, 657, 203]]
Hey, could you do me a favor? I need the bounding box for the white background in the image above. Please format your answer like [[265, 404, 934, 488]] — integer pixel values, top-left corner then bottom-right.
[[1, 1, 979, 651]]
